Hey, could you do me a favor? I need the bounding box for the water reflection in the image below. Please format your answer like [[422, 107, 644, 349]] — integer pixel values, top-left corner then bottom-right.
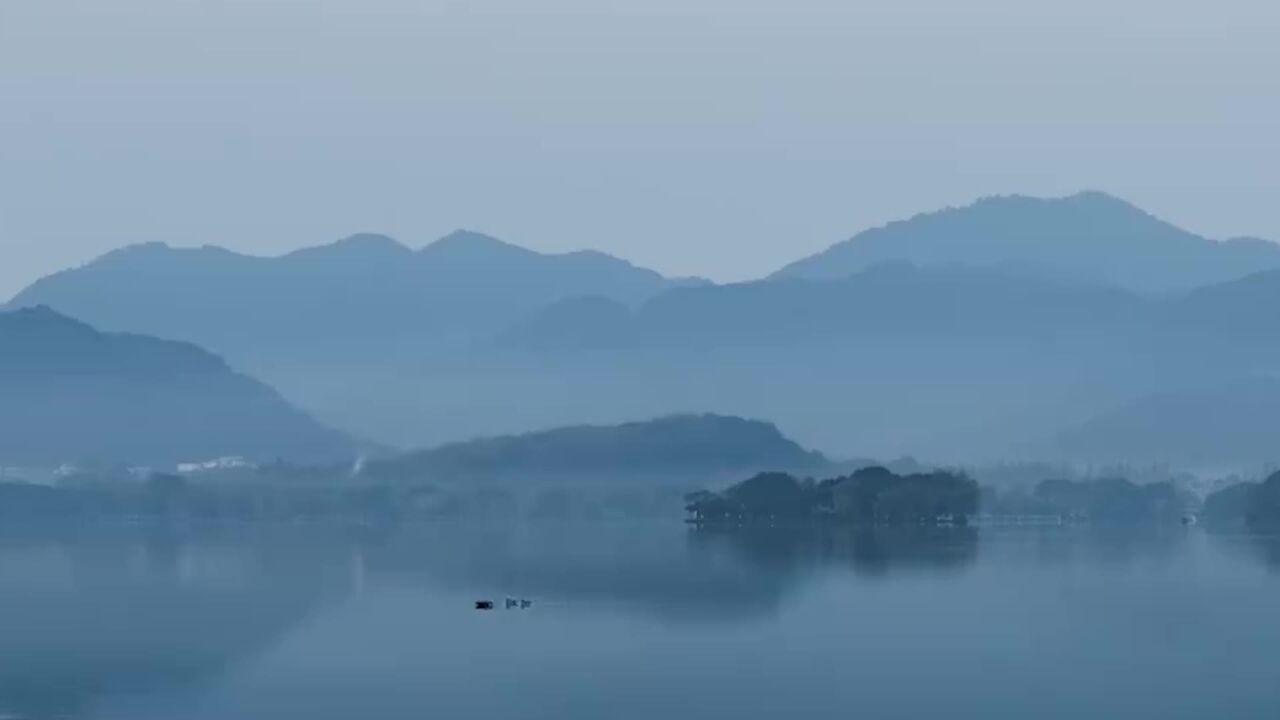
[[0, 529, 350, 720], [356, 522, 798, 622], [689, 525, 979, 579], [1018, 525, 1192, 569], [1202, 530, 1280, 573], [1, 523, 1278, 719]]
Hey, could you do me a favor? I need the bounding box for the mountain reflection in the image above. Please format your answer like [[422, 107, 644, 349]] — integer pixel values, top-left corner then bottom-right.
[[0, 529, 351, 720], [0, 521, 986, 720], [353, 522, 980, 623], [7, 522, 1266, 720]]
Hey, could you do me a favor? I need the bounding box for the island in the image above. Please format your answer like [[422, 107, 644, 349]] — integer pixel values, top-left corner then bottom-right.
[[684, 466, 979, 527]]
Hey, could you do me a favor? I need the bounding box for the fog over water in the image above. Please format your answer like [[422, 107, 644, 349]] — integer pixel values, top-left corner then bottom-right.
[[5, 3, 1280, 717], [4, 521, 1279, 720]]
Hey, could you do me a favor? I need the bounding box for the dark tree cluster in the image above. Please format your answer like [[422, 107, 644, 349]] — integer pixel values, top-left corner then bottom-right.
[[684, 467, 978, 527], [1202, 471, 1280, 530]]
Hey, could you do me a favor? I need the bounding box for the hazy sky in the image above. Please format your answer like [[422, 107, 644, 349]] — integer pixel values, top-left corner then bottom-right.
[[2, 0, 1278, 297]]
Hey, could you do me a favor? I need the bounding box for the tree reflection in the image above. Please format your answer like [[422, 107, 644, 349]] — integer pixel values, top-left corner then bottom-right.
[[688, 524, 979, 579]]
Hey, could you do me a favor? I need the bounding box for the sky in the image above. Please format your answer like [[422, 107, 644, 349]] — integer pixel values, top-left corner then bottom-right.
[[2, 0, 1278, 297]]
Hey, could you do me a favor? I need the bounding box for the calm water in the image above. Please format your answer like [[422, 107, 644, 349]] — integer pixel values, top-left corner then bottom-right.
[[2, 522, 1279, 719]]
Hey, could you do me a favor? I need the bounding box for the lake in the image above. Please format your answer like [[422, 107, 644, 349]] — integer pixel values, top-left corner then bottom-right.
[[2, 522, 1278, 719]]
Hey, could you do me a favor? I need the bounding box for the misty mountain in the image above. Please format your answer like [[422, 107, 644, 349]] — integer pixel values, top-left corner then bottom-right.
[[13, 194, 1280, 467], [479, 264, 1280, 464], [367, 414, 826, 481], [499, 262, 1149, 349], [1167, 268, 1280, 335], [1055, 376, 1280, 468], [499, 259, 1280, 355], [0, 306, 362, 466], [772, 191, 1280, 293], [6, 231, 702, 365]]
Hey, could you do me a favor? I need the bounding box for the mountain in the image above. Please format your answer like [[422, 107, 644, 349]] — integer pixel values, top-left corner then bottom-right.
[[499, 262, 1148, 349], [6, 231, 701, 366], [367, 414, 826, 481], [0, 306, 363, 466], [1168, 268, 1280, 333], [1055, 376, 1280, 468], [15, 196, 1280, 465], [483, 264, 1280, 463], [772, 192, 1280, 293]]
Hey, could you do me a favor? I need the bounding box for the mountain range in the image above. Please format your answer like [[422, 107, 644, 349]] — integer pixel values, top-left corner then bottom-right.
[[499, 262, 1149, 349], [7, 231, 703, 366], [7, 191, 1280, 468], [0, 306, 362, 467]]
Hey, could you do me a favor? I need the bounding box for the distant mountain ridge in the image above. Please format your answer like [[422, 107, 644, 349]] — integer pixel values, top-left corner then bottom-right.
[[505, 255, 1280, 352], [772, 191, 1280, 293], [6, 231, 704, 366], [0, 304, 226, 376], [1055, 376, 1280, 468], [0, 306, 363, 466], [367, 414, 826, 480], [483, 260, 1280, 464], [499, 262, 1148, 350]]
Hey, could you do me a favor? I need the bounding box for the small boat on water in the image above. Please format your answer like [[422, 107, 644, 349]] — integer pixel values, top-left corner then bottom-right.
[[476, 598, 533, 610]]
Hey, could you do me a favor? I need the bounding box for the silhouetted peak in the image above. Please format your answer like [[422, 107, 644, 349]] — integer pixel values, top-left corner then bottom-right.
[[93, 241, 174, 263], [332, 233, 410, 253], [1057, 190, 1158, 221], [286, 233, 412, 260], [422, 230, 533, 259], [106, 240, 171, 254], [962, 190, 1145, 218], [768, 189, 1274, 292], [1064, 189, 1133, 206], [78, 242, 250, 274]]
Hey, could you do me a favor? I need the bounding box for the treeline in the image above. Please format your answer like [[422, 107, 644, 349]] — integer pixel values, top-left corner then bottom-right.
[[1201, 471, 1280, 530], [1, 465, 1255, 530], [0, 472, 690, 527], [685, 470, 1206, 528], [984, 477, 1191, 525], [684, 467, 979, 527], [0, 474, 418, 526]]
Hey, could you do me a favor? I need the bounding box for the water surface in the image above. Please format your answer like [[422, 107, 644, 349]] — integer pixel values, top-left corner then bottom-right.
[[2, 523, 1278, 719]]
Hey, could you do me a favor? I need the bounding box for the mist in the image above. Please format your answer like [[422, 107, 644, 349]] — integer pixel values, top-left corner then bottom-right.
[[7, 2, 1280, 718]]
